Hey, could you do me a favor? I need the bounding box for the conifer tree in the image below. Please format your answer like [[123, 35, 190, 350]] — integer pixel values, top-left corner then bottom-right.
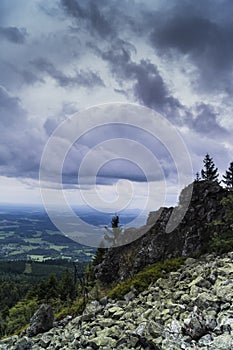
[[201, 153, 219, 182], [222, 161, 233, 188], [194, 172, 201, 182], [60, 269, 76, 301], [104, 215, 123, 245], [37, 273, 59, 301]]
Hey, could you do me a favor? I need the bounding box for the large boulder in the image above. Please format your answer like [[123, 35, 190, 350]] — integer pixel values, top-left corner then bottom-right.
[[27, 304, 54, 337]]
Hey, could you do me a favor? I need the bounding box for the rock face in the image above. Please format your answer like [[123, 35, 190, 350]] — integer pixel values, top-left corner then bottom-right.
[[27, 304, 54, 337], [1, 253, 233, 349], [95, 181, 228, 284]]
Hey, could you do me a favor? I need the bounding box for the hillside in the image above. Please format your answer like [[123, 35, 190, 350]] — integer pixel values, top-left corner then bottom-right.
[[95, 180, 228, 284], [0, 180, 233, 349], [1, 252, 233, 349]]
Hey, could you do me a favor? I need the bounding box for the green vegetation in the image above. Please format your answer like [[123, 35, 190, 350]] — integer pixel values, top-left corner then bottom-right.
[[209, 195, 233, 254], [222, 161, 233, 188], [55, 298, 87, 320], [0, 259, 84, 281], [92, 247, 106, 267], [107, 258, 184, 300], [0, 260, 89, 338], [6, 298, 38, 336], [23, 263, 32, 274], [0, 209, 96, 261], [201, 153, 219, 182]]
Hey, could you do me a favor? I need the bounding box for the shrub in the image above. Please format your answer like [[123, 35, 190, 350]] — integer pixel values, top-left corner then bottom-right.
[[6, 298, 38, 335], [209, 233, 233, 254], [55, 298, 86, 319], [108, 257, 184, 300], [208, 195, 233, 254]]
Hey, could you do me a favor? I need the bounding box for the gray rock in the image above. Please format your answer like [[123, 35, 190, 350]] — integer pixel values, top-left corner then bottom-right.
[[198, 333, 213, 346], [124, 290, 135, 303], [99, 296, 108, 306], [27, 304, 54, 337], [15, 336, 34, 350], [0, 335, 18, 349], [136, 322, 147, 336], [3, 248, 233, 350], [182, 307, 208, 341], [210, 333, 233, 349], [38, 334, 52, 348]]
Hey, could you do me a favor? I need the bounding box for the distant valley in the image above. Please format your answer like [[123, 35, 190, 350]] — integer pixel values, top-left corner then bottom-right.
[[0, 204, 145, 262]]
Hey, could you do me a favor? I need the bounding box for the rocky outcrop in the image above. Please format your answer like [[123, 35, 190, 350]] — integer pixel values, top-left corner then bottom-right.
[[1, 253, 233, 349], [27, 304, 54, 337], [95, 181, 228, 284]]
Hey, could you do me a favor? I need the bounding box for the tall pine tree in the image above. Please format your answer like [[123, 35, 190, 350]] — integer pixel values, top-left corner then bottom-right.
[[201, 153, 219, 182], [222, 162, 233, 188]]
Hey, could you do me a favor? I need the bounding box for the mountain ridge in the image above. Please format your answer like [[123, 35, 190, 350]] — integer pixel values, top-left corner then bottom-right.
[[94, 180, 228, 284]]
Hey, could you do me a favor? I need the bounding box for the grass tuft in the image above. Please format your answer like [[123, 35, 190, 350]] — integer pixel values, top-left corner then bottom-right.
[[107, 257, 184, 300]]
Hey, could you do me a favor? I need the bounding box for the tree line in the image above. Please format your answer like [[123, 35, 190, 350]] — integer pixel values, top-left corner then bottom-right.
[[195, 153, 233, 188], [193, 154, 233, 255], [0, 263, 95, 338]]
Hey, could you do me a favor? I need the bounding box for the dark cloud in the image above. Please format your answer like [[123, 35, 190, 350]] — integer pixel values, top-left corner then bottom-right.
[[132, 60, 181, 113], [0, 26, 27, 44], [58, 0, 233, 94], [0, 0, 232, 192], [97, 159, 147, 183], [61, 0, 86, 18], [62, 158, 148, 186], [0, 61, 44, 87], [75, 69, 105, 88], [20, 70, 43, 85], [0, 86, 27, 126], [100, 41, 181, 117], [152, 17, 218, 55], [189, 103, 228, 137], [149, 3, 233, 93], [32, 57, 105, 88], [4, 131, 43, 178], [59, 121, 176, 187], [101, 40, 134, 70], [60, 0, 114, 38], [88, 1, 113, 38], [0, 86, 45, 178]]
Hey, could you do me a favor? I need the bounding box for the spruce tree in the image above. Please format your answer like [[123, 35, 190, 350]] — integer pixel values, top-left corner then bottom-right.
[[60, 269, 76, 301], [201, 153, 219, 182], [222, 161, 233, 188], [194, 172, 201, 182]]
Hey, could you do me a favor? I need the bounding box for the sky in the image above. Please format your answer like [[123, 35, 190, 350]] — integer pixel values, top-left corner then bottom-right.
[[0, 0, 233, 213]]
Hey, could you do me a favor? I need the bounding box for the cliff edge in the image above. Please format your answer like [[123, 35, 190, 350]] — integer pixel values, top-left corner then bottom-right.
[[95, 181, 228, 283]]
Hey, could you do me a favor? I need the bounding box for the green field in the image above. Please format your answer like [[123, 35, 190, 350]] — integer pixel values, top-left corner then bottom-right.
[[0, 206, 98, 263]]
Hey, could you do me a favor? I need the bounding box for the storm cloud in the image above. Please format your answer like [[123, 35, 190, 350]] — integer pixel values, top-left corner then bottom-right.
[[0, 0, 232, 206], [0, 86, 27, 126], [99, 41, 182, 118], [60, 0, 115, 38], [189, 103, 229, 137], [32, 57, 105, 88], [0, 86, 45, 178], [0, 26, 27, 44], [149, 2, 233, 93]]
